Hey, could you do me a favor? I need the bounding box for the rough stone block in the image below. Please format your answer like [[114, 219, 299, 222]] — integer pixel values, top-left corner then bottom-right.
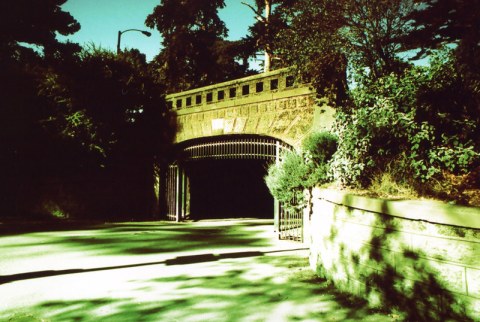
[[409, 233, 480, 266], [396, 255, 467, 295], [201, 122, 211, 136], [287, 99, 297, 109], [225, 108, 234, 118], [357, 263, 380, 283], [468, 296, 480, 318], [467, 267, 480, 299], [223, 119, 235, 133], [259, 103, 267, 113], [267, 102, 276, 112], [335, 221, 374, 248], [370, 227, 408, 253], [428, 260, 466, 294], [233, 117, 246, 133], [244, 117, 258, 133], [256, 115, 274, 132], [240, 106, 249, 117], [298, 97, 307, 107], [248, 104, 258, 114]]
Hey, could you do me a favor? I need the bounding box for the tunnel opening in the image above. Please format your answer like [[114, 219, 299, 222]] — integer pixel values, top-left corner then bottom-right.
[[186, 159, 273, 220]]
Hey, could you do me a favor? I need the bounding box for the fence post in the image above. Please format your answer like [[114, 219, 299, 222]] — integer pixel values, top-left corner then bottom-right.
[[274, 140, 281, 234]]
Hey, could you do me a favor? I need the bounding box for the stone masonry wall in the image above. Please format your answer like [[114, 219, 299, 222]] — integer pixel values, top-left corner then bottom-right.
[[166, 69, 335, 147], [305, 188, 480, 321], [176, 95, 323, 147]]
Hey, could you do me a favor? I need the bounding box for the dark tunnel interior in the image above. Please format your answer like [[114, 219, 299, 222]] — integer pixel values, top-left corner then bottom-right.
[[186, 159, 274, 220]]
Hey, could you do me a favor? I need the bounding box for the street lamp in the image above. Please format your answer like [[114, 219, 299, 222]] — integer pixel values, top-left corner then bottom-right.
[[117, 29, 152, 54]]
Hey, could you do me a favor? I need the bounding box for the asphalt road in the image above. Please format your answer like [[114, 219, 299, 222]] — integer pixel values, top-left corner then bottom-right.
[[0, 219, 399, 322]]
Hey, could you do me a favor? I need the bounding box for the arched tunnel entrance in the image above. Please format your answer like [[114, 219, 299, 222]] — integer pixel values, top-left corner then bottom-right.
[[163, 135, 291, 223], [163, 135, 304, 241], [187, 158, 273, 220]]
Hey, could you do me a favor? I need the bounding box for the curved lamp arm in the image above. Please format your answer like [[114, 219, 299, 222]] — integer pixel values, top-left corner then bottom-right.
[[117, 29, 152, 54]]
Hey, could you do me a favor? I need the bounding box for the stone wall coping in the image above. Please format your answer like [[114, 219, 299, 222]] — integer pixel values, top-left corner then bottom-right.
[[314, 188, 480, 229], [166, 68, 290, 99]]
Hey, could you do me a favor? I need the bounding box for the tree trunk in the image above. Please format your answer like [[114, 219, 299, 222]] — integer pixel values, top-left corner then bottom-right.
[[264, 0, 271, 73]]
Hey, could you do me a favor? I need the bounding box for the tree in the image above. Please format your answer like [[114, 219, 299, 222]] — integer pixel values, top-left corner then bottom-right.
[[146, 0, 252, 92], [242, 0, 294, 72], [242, 0, 271, 72], [341, 0, 415, 78], [273, 0, 415, 104], [0, 0, 80, 62], [403, 0, 480, 107], [32, 47, 175, 218], [0, 0, 82, 217], [403, 0, 480, 59], [275, 0, 348, 105]]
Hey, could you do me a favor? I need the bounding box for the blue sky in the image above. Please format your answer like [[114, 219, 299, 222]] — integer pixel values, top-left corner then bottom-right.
[[60, 0, 258, 64]]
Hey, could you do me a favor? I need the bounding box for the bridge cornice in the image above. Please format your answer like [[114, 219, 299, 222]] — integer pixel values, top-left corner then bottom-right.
[[166, 68, 291, 102]]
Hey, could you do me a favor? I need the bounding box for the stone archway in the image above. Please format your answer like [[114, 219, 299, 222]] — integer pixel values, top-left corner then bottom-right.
[[163, 135, 292, 230]]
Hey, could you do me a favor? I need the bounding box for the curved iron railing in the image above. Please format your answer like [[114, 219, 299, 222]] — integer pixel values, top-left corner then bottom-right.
[[178, 135, 292, 161]]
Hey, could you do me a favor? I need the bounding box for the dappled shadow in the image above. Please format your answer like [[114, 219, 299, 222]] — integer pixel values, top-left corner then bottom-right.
[[0, 220, 112, 235], [61, 223, 273, 256], [3, 255, 396, 322], [313, 195, 476, 321], [0, 220, 275, 259], [0, 249, 311, 285]]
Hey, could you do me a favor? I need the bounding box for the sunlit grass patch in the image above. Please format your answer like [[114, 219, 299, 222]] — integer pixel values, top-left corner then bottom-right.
[[7, 312, 49, 322]]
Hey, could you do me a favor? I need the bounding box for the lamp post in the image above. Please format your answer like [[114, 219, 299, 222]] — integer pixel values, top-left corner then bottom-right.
[[117, 29, 152, 54]]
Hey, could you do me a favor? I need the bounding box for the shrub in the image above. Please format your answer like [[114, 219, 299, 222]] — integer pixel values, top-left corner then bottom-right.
[[265, 151, 308, 208], [302, 132, 338, 166], [265, 132, 337, 208], [302, 131, 338, 187]]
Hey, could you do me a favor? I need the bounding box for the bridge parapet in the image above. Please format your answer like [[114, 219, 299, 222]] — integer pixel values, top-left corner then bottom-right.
[[166, 68, 335, 147]]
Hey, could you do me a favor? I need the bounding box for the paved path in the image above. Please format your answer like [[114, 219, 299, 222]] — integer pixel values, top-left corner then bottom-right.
[[0, 219, 399, 322]]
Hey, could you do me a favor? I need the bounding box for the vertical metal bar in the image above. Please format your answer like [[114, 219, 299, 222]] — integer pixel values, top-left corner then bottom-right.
[[274, 140, 281, 233], [166, 164, 178, 221], [175, 165, 181, 222], [181, 167, 187, 220]]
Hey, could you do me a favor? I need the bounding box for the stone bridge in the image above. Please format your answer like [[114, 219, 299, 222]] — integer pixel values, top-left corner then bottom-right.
[[166, 68, 335, 148], [164, 69, 335, 237]]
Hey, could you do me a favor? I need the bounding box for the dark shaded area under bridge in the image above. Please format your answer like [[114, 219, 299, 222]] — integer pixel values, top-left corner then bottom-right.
[[186, 159, 273, 220]]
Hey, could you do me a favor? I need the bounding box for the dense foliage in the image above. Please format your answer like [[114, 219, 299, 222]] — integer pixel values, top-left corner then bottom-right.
[[331, 50, 480, 190], [0, 0, 80, 61], [0, 2, 175, 219], [3, 0, 480, 219], [265, 132, 337, 208], [264, 0, 480, 204]]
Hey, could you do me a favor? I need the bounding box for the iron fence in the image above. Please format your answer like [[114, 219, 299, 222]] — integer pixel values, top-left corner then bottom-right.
[[165, 164, 178, 221], [278, 202, 303, 242], [181, 137, 291, 161]]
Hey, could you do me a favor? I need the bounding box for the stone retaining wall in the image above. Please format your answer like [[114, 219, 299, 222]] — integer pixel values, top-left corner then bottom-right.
[[305, 188, 480, 321]]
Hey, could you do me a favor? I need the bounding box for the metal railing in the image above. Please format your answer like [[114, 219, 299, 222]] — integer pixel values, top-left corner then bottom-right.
[[180, 136, 291, 161], [278, 199, 303, 242], [165, 164, 178, 221]]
